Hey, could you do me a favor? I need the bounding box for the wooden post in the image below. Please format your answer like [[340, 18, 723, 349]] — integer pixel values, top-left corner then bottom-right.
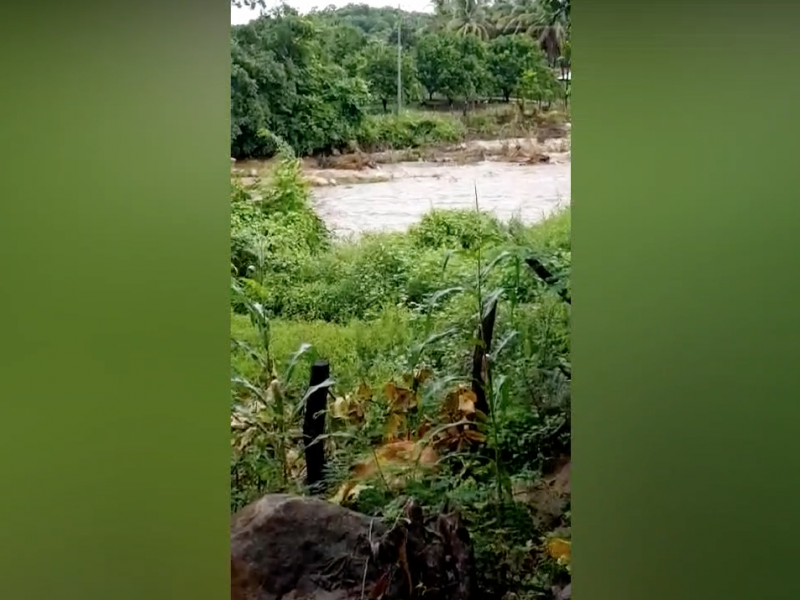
[[303, 360, 329, 493], [472, 298, 498, 416], [525, 256, 571, 305]]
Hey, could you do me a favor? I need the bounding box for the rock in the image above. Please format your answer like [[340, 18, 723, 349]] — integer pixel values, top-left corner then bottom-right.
[[306, 176, 329, 187], [553, 583, 571, 600], [231, 494, 475, 600], [512, 457, 570, 530]]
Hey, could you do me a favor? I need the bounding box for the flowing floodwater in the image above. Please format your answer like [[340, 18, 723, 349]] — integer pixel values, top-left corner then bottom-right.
[[312, 159, 571, 237]]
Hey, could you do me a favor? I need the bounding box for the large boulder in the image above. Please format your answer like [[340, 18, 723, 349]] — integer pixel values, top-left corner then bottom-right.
[[231, 494, 474, 600]]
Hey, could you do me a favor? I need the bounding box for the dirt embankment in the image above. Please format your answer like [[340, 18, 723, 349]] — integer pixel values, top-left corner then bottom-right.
[[232, 126, 571, 188]]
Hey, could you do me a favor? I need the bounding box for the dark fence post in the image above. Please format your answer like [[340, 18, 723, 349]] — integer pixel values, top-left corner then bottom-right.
[[524, 256, 571, 305], [304, 360, 329, 493], [472, 298, 498, 416]]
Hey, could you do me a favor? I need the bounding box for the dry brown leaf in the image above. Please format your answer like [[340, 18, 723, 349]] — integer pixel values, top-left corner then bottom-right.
[[332, 396, 350, 420], [354, 381, 373, 401], [373, 440, 437, 467], [458, 389, 477, 414], [285, 448, 304, 479], [384, 381, 417, 412], [265, 379, 282, 404], [416, 417, 434, 440], [463, 429, 486, 443], [442, 386, 477, 420], [437, 422, 487, 452], [332, 393, 365, 424], [331, 440, 439, 504], [546, 538, 571, 564], [415, 367, 434, 385], [232, 427, 258, 452], [441, 391, 458, 417], [230, 413, 248, 430]]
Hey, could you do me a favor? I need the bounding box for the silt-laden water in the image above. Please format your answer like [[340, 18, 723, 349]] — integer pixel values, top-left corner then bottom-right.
[[312, 160, 571, 237]]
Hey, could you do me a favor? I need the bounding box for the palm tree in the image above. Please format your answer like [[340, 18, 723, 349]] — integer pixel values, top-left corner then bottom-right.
[[495, 0, 540, 36], [536, 0, 570, 66], [439, 0, 493, 40], [495, 0, 570, 65]]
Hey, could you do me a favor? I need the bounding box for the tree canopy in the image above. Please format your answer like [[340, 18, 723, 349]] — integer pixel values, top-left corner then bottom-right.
[[230, 1, 571, 158]]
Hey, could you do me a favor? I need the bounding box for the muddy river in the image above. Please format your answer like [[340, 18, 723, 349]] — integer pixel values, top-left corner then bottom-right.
[[313, 159, 571, 237]]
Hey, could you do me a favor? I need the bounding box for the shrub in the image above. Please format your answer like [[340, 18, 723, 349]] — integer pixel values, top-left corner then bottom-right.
[[356, 111, 465, 151], [410, 208, 505, 251]]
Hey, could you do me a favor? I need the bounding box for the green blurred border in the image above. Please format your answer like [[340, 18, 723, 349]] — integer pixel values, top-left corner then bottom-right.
[[0, 1, 230, 599], [576, 2, 800, 600]]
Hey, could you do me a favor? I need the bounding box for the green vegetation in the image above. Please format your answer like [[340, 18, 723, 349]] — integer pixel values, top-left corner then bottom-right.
[[230, 1, 571, 159], [356, 110, 466, 151], [230, 145, 572, 598], [229, 2, 572, 597]]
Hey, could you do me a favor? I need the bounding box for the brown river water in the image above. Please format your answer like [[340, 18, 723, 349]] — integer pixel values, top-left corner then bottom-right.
[[313, 158, 571, 237]]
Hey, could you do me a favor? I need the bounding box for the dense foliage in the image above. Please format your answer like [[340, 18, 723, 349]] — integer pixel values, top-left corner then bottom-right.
[[229, 147, 572, 598], [230, 1, 571, 158], [229, 2, 572, 596]]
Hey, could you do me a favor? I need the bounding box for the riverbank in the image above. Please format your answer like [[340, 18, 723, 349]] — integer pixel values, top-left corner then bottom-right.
[[233, 132, 571, 188]]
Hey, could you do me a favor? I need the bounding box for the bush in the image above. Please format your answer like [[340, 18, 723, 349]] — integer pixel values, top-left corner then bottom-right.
[[230, 151, 329, 279], [410, 208, 505, 251], [356, 111, 465, 151]]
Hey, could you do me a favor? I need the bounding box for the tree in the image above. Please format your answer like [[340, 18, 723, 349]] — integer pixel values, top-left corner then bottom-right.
[[310, 4, 435, 46], [231, 0, 265, 7], [387, 19, 422, 50], [415, 33, 447, 101], [230, 7, 372, 158], [517, 57, 560, 110], [487, 34, 540, 102], [312, 21, 369, 77], [442, 0, 492, 40], [361, 41, 420, 113], [414, 31, 488, 109], [230, 37, 271, 156], [535, 0, 570, 66], [495, 0, 542, 38], [495, 0, 570, 66], [437, 33, 489, 110]]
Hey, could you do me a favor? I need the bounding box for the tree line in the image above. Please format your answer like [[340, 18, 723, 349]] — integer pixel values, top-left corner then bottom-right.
[[230, 0, 571, 159]]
